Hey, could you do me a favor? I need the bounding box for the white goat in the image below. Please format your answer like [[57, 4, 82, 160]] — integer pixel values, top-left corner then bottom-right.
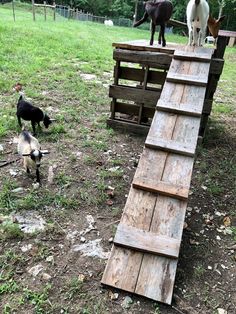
[[104, 20, 113, 26], [17, 130, 49, 183], [186, 0, 209, 46]]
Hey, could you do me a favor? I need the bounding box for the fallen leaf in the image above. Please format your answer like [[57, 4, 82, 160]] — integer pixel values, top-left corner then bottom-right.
[[223, 216, 231, 227]]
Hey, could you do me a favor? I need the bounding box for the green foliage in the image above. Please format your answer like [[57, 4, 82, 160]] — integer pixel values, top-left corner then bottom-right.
[[0, 220, 24, 240]]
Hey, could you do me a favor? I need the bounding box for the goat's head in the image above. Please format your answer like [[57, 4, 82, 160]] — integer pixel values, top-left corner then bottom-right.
[[208, 15, 225, 39], [22, 149, 49, 166], [43, 114, 53, 128], [13, 83, 23, 92]]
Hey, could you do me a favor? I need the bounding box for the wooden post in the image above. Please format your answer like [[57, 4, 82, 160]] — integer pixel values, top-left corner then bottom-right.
[[68, 6, 70, 19], [44, 1, 46, 21], [12, 0, 15, 22], [53, 1, 56, 21], [214, 36, 228, 58], [32, 0, 35, 21]]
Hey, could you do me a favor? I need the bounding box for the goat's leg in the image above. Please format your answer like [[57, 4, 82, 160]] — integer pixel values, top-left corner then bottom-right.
[[160, 24, 166, 47], [193, 26, 198, 46], [199, 23, 207, 46], [17, 115, 22, 128], [150, 22, 156, 46], [36, 168, 40, 183], [31, 121, 36, 135], [133, 12, 148, 27], [23, 159, 30, 174]]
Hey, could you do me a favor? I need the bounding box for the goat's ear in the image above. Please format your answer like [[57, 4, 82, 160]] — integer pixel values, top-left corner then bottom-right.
[[41, 150, 50, 155], [218, 15, 226, 23], [22, 153, 31, 156], [208, 16, 215, 23]]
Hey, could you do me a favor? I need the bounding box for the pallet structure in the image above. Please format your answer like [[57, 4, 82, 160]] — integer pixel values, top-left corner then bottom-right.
[[102, 38, 227, 304], [107, 37, 226, 138]]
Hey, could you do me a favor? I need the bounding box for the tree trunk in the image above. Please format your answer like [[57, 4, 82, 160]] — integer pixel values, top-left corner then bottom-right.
[[134, 0, 138, 23]]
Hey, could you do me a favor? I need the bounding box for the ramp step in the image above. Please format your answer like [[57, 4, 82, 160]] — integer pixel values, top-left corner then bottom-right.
[[173, 50, 212, 62], [114, 223, 180, 258], [156, 99, 202, 117], [166, 72, 208, 86], [132, 179, 189, 200], [145, 137, 195, 157]]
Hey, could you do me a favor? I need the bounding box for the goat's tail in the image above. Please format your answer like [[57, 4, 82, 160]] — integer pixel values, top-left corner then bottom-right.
[[133, 12, 149, 27], [195, 0, 200, 5]]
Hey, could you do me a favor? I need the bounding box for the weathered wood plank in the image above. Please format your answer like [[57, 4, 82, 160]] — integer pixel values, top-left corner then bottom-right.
[[114, 224, 180, 258], [156, 99, 202, 117], [114, 101, 155, 118], [145, 137, 195, 157], [132, 178, 189, 200], [167, 72, 208, 86], [173, 50, 211, 62], [114, 49, 172, 68], [112, 40, 178, 54], [109, 85, 160, 106]]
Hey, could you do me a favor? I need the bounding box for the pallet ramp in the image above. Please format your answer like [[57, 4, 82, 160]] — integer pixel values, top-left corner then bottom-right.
[[102, 46, 214, 304]]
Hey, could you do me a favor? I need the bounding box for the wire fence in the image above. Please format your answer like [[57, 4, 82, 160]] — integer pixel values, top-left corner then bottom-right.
[[55, 5, 133, 27], [0, 1, 134, 27]]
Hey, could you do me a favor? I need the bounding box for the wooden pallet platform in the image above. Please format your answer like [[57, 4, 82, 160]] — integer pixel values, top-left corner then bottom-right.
[[102, 46, 214, 304], [107, 38, 226, 137]]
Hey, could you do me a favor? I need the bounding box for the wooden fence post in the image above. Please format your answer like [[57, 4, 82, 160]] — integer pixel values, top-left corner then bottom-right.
[[32, 0, 35, 21], [12, 0, 15, 21], [53, 1, 56, 21], [68, 6, 70, 19], [43, 1, 46, 21]]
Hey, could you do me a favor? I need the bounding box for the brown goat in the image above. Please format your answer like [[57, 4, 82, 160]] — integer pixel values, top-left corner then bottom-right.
[[208, 15, 225, 39], [133, 0, 173, 47]]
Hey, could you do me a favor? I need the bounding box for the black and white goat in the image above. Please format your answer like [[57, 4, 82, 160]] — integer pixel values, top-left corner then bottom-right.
[[17, 95, 53, 135], [133, 0, 173, 47], [17, 130, 49, 183]]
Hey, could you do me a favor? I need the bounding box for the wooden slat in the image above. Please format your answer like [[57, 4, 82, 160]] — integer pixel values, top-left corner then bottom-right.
[[109, 85, 160, 106], [132, 179, 189, 200], [156, 99, 202, 117], [173, 50, 211, 62], [145, 137, 195, 157], [113, 102, 155, 118], [107, 119, 150, 135], [114, 224, 180, 258], [119, 67, 167, 85], [112, 40, 177, 54], [114, 49, 172, 69], [166, 72, 208, 86]]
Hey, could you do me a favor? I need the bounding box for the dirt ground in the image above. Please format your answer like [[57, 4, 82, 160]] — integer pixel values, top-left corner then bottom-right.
[[0, 70, 235, 314]]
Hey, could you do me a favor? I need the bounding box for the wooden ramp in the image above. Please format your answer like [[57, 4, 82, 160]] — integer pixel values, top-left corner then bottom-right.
[[102, 46, 214, 304]]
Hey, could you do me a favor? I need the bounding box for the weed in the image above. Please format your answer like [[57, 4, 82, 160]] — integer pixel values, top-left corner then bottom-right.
[[0, 219, 24, 240], [194, 265, 206, 278], [0, 179, 18, 212], [230, 227, 236, 241], [23, 284, 52, 313], [65, 277, 84, 300], [0, 279, 19, 295]]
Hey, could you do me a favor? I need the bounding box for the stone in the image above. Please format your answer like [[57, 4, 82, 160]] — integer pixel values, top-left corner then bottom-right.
[[121, 296, 133, 309]]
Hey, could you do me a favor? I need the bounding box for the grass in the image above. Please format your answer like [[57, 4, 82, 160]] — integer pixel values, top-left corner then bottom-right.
[[0, 2, 235, 314]]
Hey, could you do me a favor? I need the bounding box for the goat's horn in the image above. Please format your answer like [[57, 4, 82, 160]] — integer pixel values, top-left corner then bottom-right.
[[49, 119, 56, 122]]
